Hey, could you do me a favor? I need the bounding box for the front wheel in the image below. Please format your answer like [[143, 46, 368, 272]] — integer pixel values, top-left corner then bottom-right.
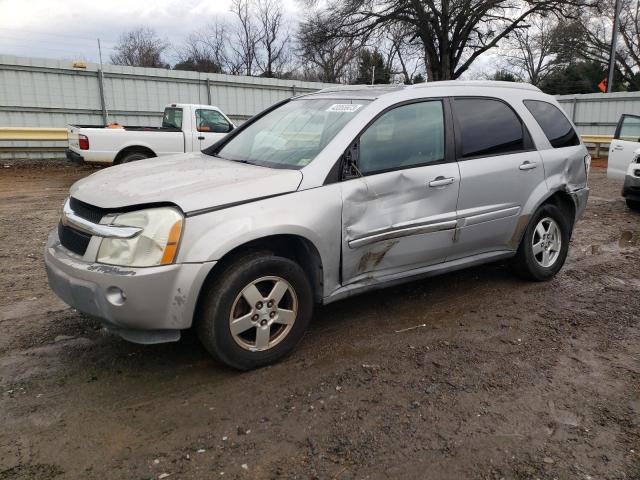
[[509, 204, 570, 281], [196, 254, 313, 370]]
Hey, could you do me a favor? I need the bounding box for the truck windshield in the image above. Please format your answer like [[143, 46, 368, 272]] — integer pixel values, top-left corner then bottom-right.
[[162, 108, 183, 129], [212, 99, 370, 169]]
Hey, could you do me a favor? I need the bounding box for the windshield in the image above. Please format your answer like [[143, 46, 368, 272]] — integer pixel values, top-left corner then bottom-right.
[[213, 99, 370, 168]]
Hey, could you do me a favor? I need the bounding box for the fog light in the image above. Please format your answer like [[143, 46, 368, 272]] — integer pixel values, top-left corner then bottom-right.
[[105, 286, 126, 306]]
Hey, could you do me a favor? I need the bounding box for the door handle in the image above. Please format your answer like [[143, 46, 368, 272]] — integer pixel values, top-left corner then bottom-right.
[[428, 176, 455, 187], [519, 161, 537, 171], [197, 136, 205, 140], [614, 144, 624, 151]]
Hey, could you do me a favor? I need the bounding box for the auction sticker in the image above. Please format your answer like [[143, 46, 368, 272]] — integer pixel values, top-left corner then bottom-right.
[[326, 104, 363, 113]]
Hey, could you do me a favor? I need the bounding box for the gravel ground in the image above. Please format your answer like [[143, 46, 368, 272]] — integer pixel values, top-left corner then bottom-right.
[[0, 164, 638, 480]]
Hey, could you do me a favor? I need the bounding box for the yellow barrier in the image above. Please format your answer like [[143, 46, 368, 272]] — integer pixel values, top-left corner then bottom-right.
[[0, 127, 68, 141], [581, 134, 613, 144], [581, 134, 613, 158]]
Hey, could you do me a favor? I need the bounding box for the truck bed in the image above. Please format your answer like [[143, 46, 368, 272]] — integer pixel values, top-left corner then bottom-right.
[[70, 125, 182, 132]]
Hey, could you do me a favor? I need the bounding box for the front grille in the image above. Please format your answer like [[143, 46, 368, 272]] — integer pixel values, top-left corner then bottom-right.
[[69, 197, 106, 224], [58, 222, 91, 256]]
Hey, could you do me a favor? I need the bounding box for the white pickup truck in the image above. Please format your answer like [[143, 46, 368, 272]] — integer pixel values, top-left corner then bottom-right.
[[66, 103, 235, 165], [607, 113, 640, 210]]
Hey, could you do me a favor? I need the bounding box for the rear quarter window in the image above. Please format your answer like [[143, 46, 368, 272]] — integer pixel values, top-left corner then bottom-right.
[[524, 100, 580, 149]]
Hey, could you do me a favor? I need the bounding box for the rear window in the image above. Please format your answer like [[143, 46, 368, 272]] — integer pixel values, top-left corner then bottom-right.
[[453, 98, 526, 158], [524, 100, 580, 149], [162, 108, 183, 129]]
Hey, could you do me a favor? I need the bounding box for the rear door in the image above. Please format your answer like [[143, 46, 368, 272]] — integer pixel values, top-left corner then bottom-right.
[[608, 114, 640, 180], [195, 109, 234, 150], [449, 97, 546, 260], [341, 99, 460, 284]]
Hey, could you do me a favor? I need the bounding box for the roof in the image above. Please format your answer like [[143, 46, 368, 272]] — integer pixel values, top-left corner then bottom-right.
[[306, 80, 541, 101]]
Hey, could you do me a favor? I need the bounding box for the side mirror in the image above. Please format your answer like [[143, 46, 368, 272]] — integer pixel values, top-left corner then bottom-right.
[[227, 124, 235, 133]]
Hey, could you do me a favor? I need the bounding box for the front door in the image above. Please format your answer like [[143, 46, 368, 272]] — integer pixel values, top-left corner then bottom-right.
[[449, 97, 547, 259], [341, 99, 460, 285], [195, 108, 234, 151], [609, 114, 640, 180]]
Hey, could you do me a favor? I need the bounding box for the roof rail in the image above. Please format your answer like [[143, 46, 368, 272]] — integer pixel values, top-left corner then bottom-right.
[[410, 80, 542, 92]]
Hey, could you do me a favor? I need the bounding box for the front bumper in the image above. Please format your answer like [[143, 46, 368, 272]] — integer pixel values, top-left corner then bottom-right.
[[622, 165, 640, 202], [45, 229, 216, 344]]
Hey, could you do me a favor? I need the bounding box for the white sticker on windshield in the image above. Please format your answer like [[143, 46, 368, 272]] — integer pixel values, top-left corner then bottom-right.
[[326, 104, 363, 113]]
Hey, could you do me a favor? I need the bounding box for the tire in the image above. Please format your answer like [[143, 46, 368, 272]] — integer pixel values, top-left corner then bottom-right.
[[119, 151, 151, 163], [626, 199, 640, 211], [509, 203, 570, 281], [196, 254, 313, 370]]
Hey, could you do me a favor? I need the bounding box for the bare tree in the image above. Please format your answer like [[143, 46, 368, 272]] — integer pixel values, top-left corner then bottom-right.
[[382, 24, 424, 84], [230, 0, 262, 76], [501, 15, 557, 85], [297, 11, 365, 83], [255, 0, 291, 77], [110, 27, 169, 68], [556, 0, 640, 90], [175, 23, 229, 73], [303, 0, 593, 81]]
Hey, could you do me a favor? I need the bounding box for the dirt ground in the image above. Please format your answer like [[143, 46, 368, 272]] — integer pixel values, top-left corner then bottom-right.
[[0, 163, 638, 480]]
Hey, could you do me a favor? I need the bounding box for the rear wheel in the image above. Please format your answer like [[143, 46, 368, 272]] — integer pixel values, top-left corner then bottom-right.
[[119, 150, 152, 163], [509, 204, 570, 281], [196, 254, 313, 370], [626, 199, 640, 211]]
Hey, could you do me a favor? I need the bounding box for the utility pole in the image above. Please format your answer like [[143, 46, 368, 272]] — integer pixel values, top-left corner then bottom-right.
[[371, 66, 375, 85], [97, 38, 109, 124], [607, 0, 622, 92]]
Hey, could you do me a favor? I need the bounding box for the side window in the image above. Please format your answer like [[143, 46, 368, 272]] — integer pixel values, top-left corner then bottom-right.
[[453, 98, 525, 158], [616, 115, 640, 142], [358, 101, 445, 175], [196, 109, 231, 133], [524, 100, 580, 148], [162, 108, 183, 129]]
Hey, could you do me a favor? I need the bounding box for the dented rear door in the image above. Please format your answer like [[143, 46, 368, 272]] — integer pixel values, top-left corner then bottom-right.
[[340, 99, 459, 285]]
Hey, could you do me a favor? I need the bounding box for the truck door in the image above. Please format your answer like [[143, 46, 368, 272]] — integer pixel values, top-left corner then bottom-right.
[[195, 109, 234, 151], [608, 114, 640, 180]]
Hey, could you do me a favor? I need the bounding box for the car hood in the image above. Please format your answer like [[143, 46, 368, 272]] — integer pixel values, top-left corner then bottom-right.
[[70, 153, 303, 213]]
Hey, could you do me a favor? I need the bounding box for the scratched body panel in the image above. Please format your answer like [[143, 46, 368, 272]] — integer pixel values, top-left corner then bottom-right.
[[341, 163, 460, 284]]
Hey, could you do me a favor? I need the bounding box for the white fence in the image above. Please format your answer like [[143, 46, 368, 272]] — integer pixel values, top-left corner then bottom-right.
[[0, 55, 334, 159], [557, 91, 640, 136]]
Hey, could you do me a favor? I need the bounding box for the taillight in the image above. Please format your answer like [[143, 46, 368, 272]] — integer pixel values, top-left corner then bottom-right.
[[78, 134, 89, 150]]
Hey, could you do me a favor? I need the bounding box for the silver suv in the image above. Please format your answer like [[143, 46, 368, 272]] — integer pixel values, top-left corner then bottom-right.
[[45, 81, 590, 370]]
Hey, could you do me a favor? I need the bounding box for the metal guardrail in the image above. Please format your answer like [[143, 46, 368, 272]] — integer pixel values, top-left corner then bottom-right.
[[0, 127, 68, 141], [581, 134, 613, 158]]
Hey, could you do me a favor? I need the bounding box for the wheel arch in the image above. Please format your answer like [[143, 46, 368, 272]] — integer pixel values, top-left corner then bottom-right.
[[511, 188, 577, 249], [114, 145, 157, 164], [194, 234, 325, 322]]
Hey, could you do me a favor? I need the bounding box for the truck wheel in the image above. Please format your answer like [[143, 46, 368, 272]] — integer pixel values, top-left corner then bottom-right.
[[626, 199, 640, 211], [196, 254, 313, 371], [119, 151, 151, 163], [509, 204, 570, 281]]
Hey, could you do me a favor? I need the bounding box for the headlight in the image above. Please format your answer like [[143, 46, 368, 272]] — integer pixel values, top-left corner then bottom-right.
[[97, 207, 183, 267]]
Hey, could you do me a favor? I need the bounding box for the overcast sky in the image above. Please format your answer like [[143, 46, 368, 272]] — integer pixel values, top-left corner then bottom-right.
[[0, 0, 494, 77], [0, 0, 301, 64]]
